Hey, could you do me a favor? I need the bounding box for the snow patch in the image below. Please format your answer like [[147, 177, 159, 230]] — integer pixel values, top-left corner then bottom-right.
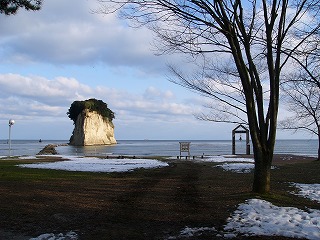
[[197, 156, 254, 163], [178, 226, 216, 237], [197, 156, 256, 173], [215, 163, 254, 173], [19, 156, 38, 160], [167, 226, 217, 239], [224, 198, 320, 239], [18, 157, 169, 172], [29, 231, 78, 240], [291, 183, 320, 203], [215, 163, 276, 173]]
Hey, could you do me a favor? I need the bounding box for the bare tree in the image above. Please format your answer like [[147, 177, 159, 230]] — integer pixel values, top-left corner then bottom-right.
[[168, 59, 248, 125], [280, 79, 320, 160], [98, 0, 320, 193], [280, 45, 320, 160]]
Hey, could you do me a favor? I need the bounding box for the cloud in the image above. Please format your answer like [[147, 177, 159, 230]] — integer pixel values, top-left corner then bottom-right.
[[143, 86, 174, 100], [0, 73, 92, 105], [0, 73, 201, 123], [0, 73, 306, 140], [0, 0, 166, 73]]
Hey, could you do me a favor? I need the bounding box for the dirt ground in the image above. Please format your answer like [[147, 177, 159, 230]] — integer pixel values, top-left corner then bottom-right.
[[0, 154, 319, 239]]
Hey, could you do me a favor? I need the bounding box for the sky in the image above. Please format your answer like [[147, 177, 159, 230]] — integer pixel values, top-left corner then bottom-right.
[[0, 0, 313, 140]]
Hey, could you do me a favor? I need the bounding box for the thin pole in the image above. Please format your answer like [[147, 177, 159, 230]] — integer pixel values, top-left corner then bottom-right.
[[9, 124, 11, 157], [8, 119, 14, 157]]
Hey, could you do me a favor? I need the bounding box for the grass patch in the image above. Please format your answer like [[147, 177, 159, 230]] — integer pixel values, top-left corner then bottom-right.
[[0, 156, 319, 239]]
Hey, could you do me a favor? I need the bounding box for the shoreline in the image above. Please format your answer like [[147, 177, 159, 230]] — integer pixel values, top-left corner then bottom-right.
[[233, 154, 318, 166], [1, 139, 318, 157]]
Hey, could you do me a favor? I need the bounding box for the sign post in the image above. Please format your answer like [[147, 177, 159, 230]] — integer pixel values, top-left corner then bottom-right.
[[179, 142, 191, 159]]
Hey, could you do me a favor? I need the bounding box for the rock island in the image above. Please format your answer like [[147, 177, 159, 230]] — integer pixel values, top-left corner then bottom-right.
[[67, 98, 117, 146]]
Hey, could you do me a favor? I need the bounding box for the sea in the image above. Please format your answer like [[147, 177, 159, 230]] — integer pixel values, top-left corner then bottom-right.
[[0, 139, 318, 157]]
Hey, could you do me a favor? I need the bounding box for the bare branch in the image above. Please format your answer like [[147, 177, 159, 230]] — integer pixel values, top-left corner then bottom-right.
[[97, 0, 320, 192]]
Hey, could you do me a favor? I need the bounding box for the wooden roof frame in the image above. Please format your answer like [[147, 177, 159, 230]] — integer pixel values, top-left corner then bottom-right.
[[232, 124, 250, 155]]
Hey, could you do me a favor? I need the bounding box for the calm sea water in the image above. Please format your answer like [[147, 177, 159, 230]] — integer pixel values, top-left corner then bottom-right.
[[0, 139, 318, 157]]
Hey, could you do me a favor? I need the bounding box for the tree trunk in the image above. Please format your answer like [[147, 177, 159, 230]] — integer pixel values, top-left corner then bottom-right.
[[252, 148, 272, 193], [318, 133, 320, 161]]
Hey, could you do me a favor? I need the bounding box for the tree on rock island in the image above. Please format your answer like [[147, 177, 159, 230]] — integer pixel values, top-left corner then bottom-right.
[[67, 98, 115, 124], [98, 0, 320, 193]]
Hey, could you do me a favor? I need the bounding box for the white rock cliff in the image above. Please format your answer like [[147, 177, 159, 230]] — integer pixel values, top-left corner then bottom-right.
[[69, 109, 117, 146]]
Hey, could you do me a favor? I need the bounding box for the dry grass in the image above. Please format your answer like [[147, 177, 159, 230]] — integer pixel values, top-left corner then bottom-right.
[[0, 155, 319, 239]]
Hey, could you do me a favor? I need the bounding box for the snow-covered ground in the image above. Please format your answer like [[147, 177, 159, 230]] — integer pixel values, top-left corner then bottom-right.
[[19, 156, 38, 160], [30, 231, 78, 240], [173, 183, 320, 239], [18, 156, 168, 172], [196, 155, 254, 163], [216, 162, 255, 173], [197, 155, 256, 173], [203, 157, 320, 239], [224, 198, 320, 239], [172, 157, 320, 239], [196, 156, 279, 173], [17, 155, 255, 173], [10, 155, 320, 239], [291, 183, 320, 203]]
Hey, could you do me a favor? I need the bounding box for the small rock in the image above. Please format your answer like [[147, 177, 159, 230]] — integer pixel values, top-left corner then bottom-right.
[[37, 144, 57, 155]]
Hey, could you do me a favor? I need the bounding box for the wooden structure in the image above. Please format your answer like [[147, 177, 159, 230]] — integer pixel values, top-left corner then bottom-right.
[[232, 125, 250, 155], [179, 142, 191, 158]]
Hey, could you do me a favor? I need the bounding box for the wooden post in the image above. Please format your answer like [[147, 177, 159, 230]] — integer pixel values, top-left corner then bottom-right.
[[246, 130, 250, 155], [232, 131, 236, 155]]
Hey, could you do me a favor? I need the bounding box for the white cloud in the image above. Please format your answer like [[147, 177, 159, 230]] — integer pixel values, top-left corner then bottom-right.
[[144, 86, 173, 99], [0, 0, 165, 73], [0, 72, 208, 139], [0, 73, 201, 122], [0, 74, 92, 104]]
